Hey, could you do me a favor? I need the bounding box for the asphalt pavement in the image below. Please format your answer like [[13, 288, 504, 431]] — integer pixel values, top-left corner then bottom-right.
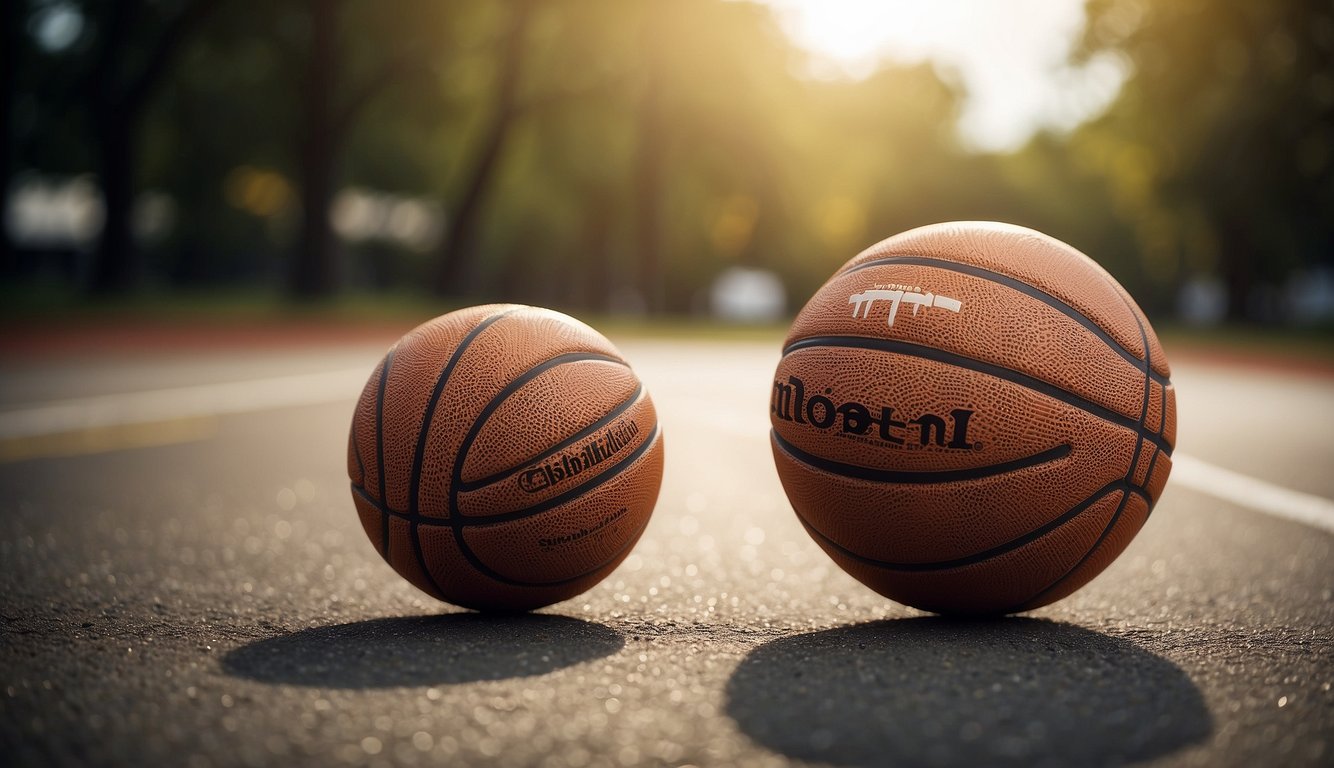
[[0, 334, 1331, 767]]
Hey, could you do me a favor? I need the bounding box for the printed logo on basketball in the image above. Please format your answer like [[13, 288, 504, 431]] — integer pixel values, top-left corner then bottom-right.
[[517, 418, 641, 493], [772, 375, 977, 450], [538, 507, 628, 550], [849, 283, 962, 327]]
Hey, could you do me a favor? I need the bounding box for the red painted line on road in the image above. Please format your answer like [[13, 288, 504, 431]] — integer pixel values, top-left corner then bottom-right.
[[1164, 345, 1334, 380]]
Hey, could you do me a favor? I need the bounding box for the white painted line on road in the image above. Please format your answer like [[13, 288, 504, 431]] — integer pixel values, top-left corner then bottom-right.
[[1168, 453, 1334, 535], [5, 370, 1334, 536], [678, 401, 1334, 536], [0, 367, 369, 441]]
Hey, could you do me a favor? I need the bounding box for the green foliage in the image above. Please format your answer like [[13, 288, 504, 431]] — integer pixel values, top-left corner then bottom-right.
[[1076, 0, 1334, 318], [7, 0, 1330, 321]]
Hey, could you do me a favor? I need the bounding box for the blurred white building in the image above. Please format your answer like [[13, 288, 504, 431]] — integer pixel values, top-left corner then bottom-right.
[[709, 267, 786, 323]]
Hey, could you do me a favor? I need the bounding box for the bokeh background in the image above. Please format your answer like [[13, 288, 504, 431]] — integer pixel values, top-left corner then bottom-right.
[[1, 0, 1332, 329]]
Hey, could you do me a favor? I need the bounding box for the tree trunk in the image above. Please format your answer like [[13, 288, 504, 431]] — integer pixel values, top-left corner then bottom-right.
[[633, 3, 666, 314], [579, 187, 613, 311], [89, 118, 138, 294], [433, 0, 535, 297], [0, 1, 15, 278], [1217, 212, 1255, 322], [84, 0, 219, 296], [287, 0, 340, 299], [633, 77, 664, 314]]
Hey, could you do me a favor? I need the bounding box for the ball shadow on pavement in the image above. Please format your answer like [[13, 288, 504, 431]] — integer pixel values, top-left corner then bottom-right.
[[221, 613, 623, 689], [725, 617, 1211, 767]]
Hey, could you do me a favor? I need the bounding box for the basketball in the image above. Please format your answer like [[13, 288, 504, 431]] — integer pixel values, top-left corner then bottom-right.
[[348, 305, 664, 611], [771, 222, 1175, 615]]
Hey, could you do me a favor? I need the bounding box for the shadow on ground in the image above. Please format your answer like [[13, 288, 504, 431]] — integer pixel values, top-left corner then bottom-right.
[[725, 618, 1211, 767], [222, 613, 623, 688]]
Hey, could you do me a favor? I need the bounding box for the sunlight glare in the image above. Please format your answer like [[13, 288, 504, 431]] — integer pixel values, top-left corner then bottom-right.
[[758, 0, 1129, 152]]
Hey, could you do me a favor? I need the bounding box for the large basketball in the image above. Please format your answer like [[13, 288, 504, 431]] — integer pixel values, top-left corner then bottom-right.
[[348, 305, 663, 611], [772, 222, 1175, 615]]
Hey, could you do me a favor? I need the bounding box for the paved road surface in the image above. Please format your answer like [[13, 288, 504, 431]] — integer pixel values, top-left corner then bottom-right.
[[1, 334, 1331, 767]]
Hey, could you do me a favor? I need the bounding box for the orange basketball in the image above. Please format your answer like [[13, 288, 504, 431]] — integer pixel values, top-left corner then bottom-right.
[[772, 222, 1175, 615], [348, 305, 663, 611]]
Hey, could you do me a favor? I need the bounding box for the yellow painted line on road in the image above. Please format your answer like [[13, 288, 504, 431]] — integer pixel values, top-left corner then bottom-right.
[[0, 417, 217, 462]]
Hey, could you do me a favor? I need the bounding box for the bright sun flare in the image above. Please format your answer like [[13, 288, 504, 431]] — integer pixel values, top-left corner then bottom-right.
[[758, 0, 1129, 152]]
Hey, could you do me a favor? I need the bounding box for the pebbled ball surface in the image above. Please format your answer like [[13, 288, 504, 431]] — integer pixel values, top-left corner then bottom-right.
[[349, 304, 664, 611], [772, 221, 1175, 615]]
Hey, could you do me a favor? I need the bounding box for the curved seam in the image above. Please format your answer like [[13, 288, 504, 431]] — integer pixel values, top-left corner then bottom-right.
[[796, 479, 1126, 572], [1142, 445, 1162, 494], [448, 428, 662, 587], [448, 350, 634, 586], [1010, 294, 1156, 610], [374, 351, 394, 558], [407, 308, 518, 599], [458, 424, 662, 526], [350, 420, 366, 487], [783, 335, 1173, 456], [352, 429, 667, 525], [772, 429, 1071, 484], [457, 381, 642, 492], [841, 254, 1170, 386], [485, 496, 657, 588], [1158, 380, 1169, 442]]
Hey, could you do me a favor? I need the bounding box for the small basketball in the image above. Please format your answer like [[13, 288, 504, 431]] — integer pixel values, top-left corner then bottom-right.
[[348, 305, 663, 611], [772, 222, 1175, 615]]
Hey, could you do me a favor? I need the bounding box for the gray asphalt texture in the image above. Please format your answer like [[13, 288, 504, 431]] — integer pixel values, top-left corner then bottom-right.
[[1, 338, 1331, 768]]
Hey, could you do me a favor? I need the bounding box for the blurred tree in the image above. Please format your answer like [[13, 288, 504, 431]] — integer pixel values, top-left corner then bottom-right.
[[27, 0, 1322, 321], [433, 0, 537, 297], [1079, 0, 1334, 320], [0, 2, 17, 276], [82, 0, 219, 295], [139, 3, 299, 286], [632, 0, 667, 313], [286, 0, 445, 298], [288, 0, 342, 298]]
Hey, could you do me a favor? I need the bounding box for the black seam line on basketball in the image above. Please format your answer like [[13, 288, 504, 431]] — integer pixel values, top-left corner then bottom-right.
[[447, 350, 628, 520], [350, 430, 672, 529], [352, 480, 642, 594], [1007, 286, 1159, 612], [456, 380, 643, 492], [782, 335, 1174, 456], [353, 483, 435, 525], [351, 421, 366, 485], [446, 349, 634, 588], [1001, 488, 1133, 614], [404, 308, 519, 601], [1119, 292, 1156, 502], [1138, 445, 1163, 519], [1143, 444, 1162, 491], [1158, 384, 1167, 439], [842, 255, 1171, 387], [447, 428, 662, 588], [794, 479, 1127, 573], [374, 351, 393, 558], [407, 309, 518, 519], [1118, 289, 1154, 492], [470, 495, 658, 589], [1158, 380, 1170, 445], [771, 429, 1070, 484], [456, 423, 662, 528]]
